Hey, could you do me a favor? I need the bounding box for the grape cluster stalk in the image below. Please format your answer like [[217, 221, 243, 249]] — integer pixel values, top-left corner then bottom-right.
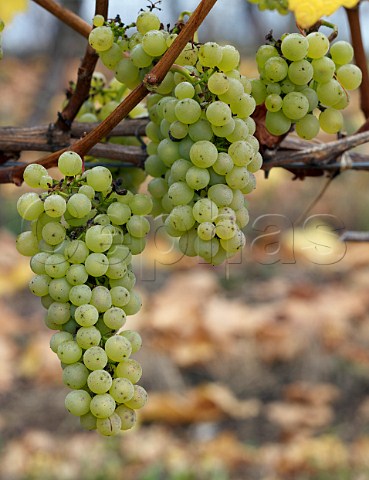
[[16, 153, 151, 436]]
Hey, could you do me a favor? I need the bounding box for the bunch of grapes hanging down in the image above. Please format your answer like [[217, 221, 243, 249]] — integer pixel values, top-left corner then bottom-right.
[[16, 153, 153, 436], [247, 0, 288, 15], [88, 10, 263, 265], [252, 31, 362, 139]]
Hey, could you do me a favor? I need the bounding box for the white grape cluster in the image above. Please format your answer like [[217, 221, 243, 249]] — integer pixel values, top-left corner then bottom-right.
[[16, 153, 152, 436], [88, 11, 262, 264], [247, 0, 288, 15], [252, 33, 362, 138]]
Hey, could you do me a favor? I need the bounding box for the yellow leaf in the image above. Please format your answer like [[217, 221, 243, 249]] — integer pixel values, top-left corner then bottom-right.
[[288, 0, 359, 28], [0, 0, 28, 25]]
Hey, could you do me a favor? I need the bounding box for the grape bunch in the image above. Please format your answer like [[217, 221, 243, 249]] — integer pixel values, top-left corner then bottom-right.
[[16, 153, 152, 436], [88, 10, 262, 265], [252, 33, 362, 138], [247, 0, 288, 15]]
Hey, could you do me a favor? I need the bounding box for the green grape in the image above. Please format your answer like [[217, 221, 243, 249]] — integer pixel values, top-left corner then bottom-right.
[[80, 412, 97, 431], [64, 240, 89, 264], [218, 44, 240, 71], [43, 194, 67, 217], [76, 326, 102, 349], [295, 114, 320, 139], [208, 184, 233, 207], [174, 98, 201, 124], [225, 166, 251, 190], [192, 198, 218, 223], [115, 404, 136, 430], [109, 377, 134, 403], [57, 340, 82, 364], [198, 42, 223, 67], [74, 304, 99, 327], [105, 335, 132, 362], [264, 56, 288, 83], [197, 222, 216, 241], [312, 57, 336, 83], [136, 11, 161, 34], [86, 166, 112, 192], [69, 285, 92, 307], [174, 81, 195, 99], [89, 393, 116, 418], [185, 166, 210, 190], [188, 119, 213, 142], [212, 118, 235, 138], [58, 151, 83, 176], [90, 286, 112, 312], [288, 60, 313, 85], [130, 43, 153, 68], [67, 193, 91, 219], [228, 140, 254, 167], [319, 108, 343, 134], [206, 101, 232, 127], [87, 369, 113, 394], [281, 33, 309, 61], [255, 44, 279, 69], [330, 40, 354, 65], [96, 413, 122, 436], [50, 331, 73, 353], [44, 254, 69, 278], [66, 264, 88, 285], [42, 222, 66, 246], [65, 390, 91, 416], [190, 141, 218, 168], [208, 72, 230, 95], [265, 111, 291, 136], [300, 87, 319, 112], [48, 277, 71, 302], [265, 94, 282, 112], [62, 362, 89, 389], [282, 92, 309, 120], [316, 79, 344, 107], [92, 15, 105, 27], [17, 192, 44, 221], [167, 182, 194, 206], [122, 291, 142, 316], [103, 307, 127, 330], [141, 30, 167, 57], [306, 32, 330, 59], [251, 79, 267, 105], [83, 346, 108, 370], [115, 359, 142, 384], [336, 64, 362, 90], [89, 26, 114, 52], [124, 385, 148, 410], [23, 163, 48, 188]]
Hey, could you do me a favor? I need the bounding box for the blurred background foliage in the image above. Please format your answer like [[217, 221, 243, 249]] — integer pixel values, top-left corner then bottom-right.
[[2, 1, 369, 479]]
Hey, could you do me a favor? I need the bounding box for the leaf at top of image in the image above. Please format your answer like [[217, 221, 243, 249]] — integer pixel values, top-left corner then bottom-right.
[[0, 0, 28, 26], [288, 0, 359, 28]]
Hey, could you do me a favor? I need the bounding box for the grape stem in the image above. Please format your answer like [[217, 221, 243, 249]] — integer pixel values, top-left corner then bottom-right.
[[2, 0, 218, 185], [32, 0, 92, 38], [345, 5, 369, 125], [55, 0, 109, 132]]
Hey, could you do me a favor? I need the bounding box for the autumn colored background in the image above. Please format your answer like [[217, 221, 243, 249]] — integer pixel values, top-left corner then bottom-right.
[[2, 1, 369, 479]]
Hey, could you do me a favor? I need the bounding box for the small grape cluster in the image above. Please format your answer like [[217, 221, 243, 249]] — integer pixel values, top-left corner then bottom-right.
[[247, 0, 288, 15], [252, 32, 362, 138], [16, 152, 152, 436], [88, 11, 262, 264]]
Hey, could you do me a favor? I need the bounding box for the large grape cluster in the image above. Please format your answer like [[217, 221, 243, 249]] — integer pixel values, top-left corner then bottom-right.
[[89, 11, 262, 265], [247, 0, 288, 15], [252, 33, 362, 138], [16, 153, 152, 436]]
